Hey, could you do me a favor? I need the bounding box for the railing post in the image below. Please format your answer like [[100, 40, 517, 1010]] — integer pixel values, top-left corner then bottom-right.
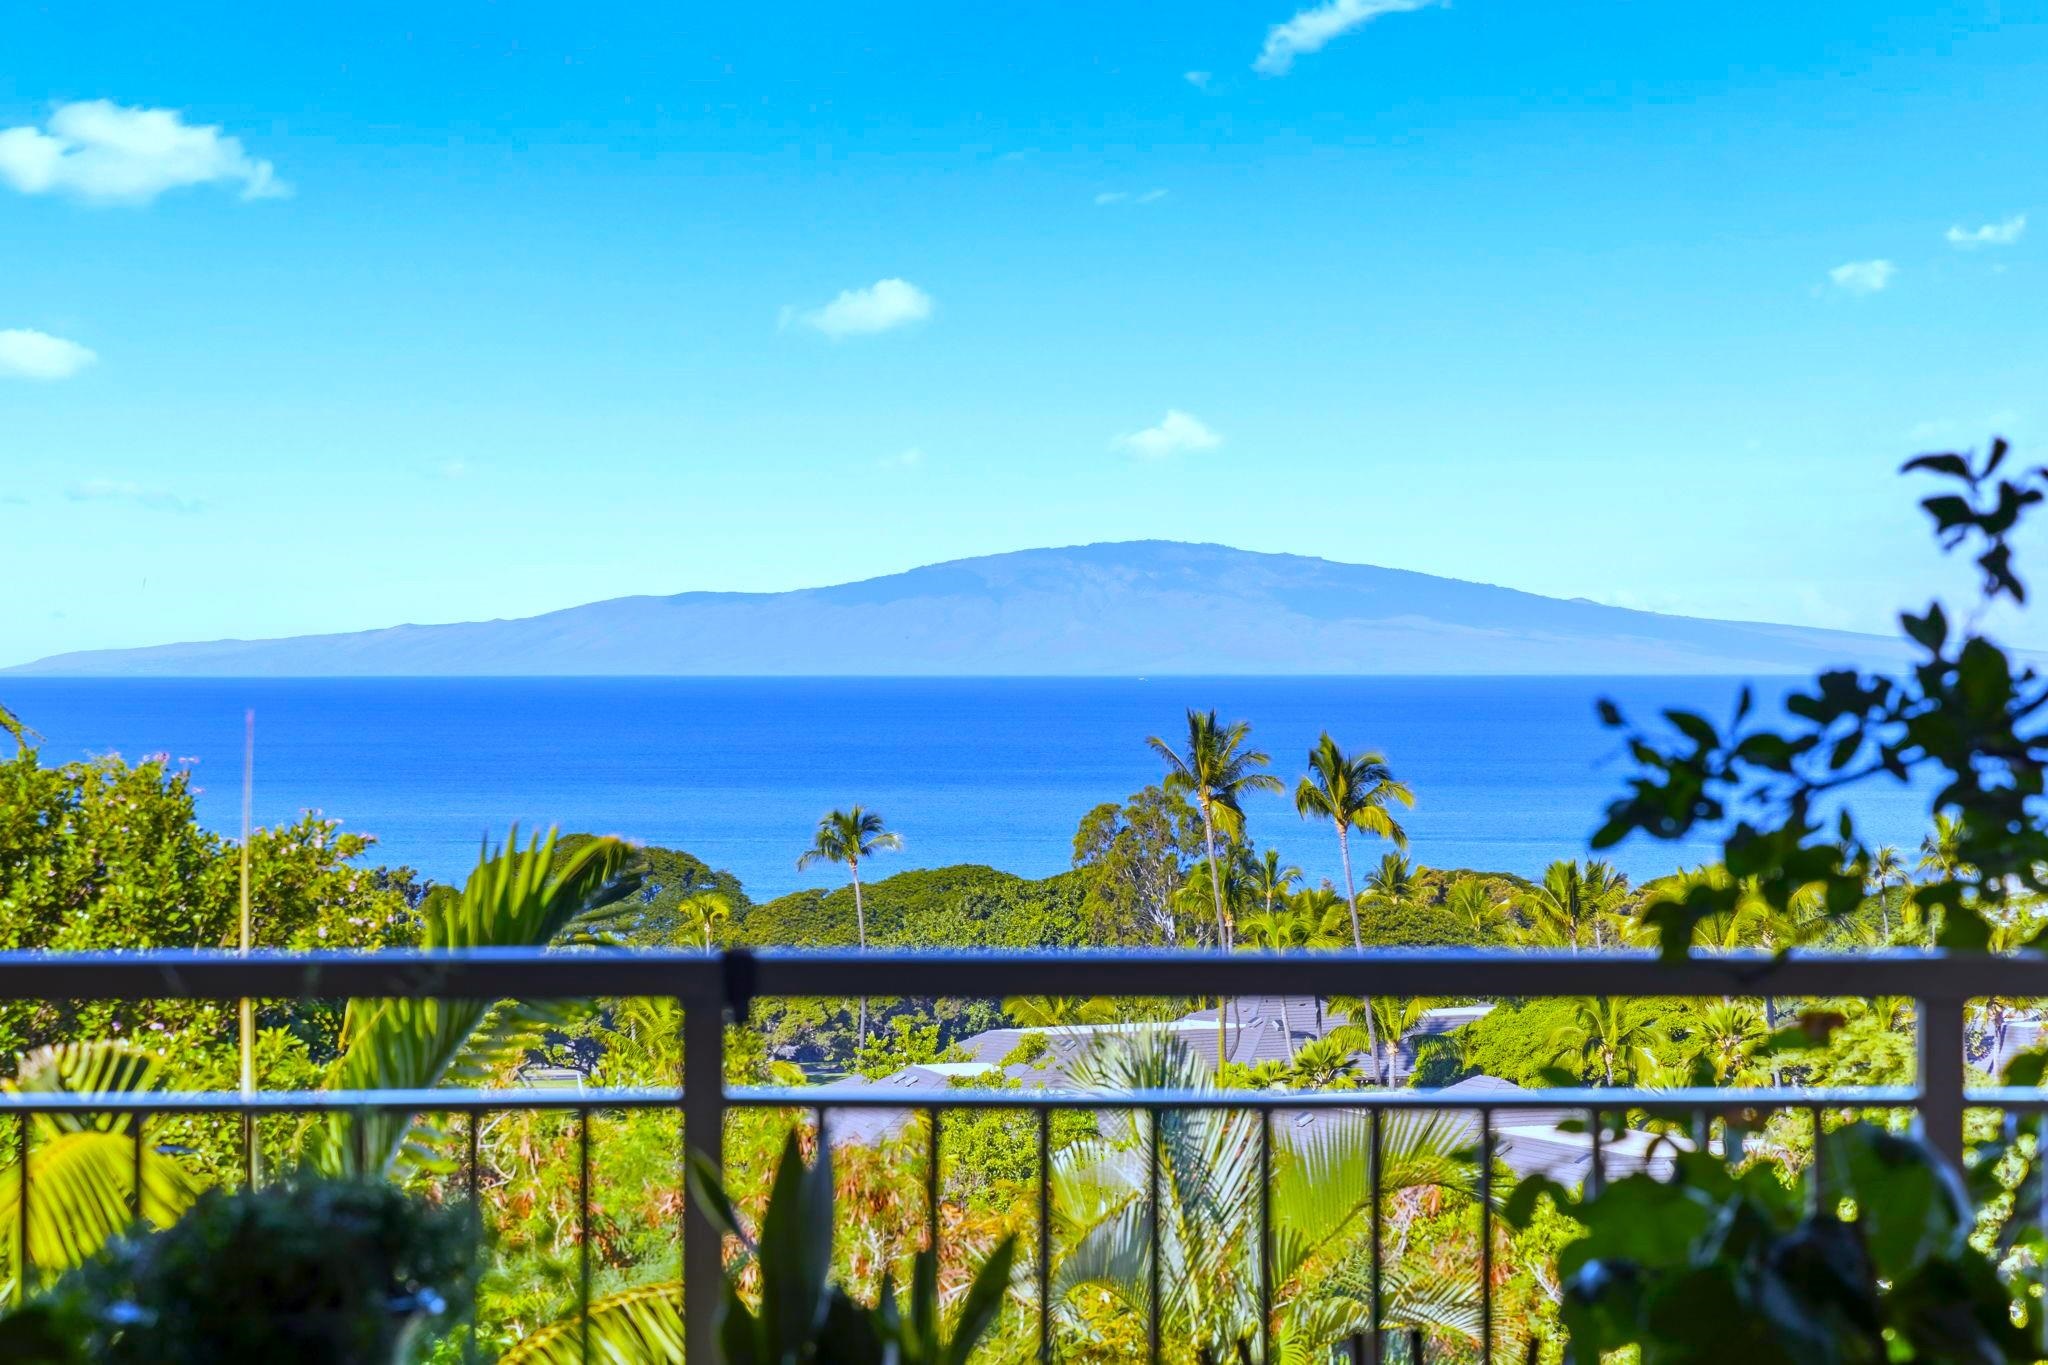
[[1918, 994, 1967, 1173], [683, 978, 728, 1364]]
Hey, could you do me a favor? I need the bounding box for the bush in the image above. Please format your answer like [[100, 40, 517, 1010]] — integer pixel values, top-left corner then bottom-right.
[[0, 1178, 478, 1365]]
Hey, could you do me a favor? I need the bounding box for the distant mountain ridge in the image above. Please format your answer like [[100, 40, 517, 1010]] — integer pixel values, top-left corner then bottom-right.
[[6, 541, 1911, 676]]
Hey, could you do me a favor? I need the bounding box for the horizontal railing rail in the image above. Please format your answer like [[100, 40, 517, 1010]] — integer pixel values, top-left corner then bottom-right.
[[3, 943, 2048, 999], [0, 946, 2039, 1363]]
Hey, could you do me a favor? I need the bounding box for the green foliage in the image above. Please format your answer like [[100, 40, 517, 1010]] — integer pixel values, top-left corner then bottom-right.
[[1519, 1125, 2033, 1363], [554, 835, 746, 943], [852, 1016, 966, 1079], [1450, 998, 1690, 1087], [0, 1177, 478, 1365], [686, 1132, 1017, 1365], [304, 829, 641, 1179], [1071, 782, 1204, 946], [0, 746, 425, 1059], [741, 864, 1089, 950], [1596, 437, 2048, 956], [0, 1042, 204, 1287]]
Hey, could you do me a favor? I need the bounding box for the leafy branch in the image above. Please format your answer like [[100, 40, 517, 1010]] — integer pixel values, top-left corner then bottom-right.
[[1593, 438, 2048, 956]]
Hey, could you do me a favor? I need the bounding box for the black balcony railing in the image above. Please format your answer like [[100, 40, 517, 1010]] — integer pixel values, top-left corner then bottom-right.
[[0, 947, 2035, 1362]]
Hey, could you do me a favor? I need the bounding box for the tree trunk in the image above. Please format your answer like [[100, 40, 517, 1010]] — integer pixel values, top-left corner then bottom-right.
[[1200, 800, 1231, 1074], [852, 858, 869, 1050], [1338, 824, 1385, 1086]]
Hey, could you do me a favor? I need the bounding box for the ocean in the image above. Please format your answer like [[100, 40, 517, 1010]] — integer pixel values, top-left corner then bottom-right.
[[0, 677, 1930, 899]]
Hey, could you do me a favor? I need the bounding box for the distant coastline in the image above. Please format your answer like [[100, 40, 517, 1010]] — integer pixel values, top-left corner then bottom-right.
[[5, 540, 1909, 677]]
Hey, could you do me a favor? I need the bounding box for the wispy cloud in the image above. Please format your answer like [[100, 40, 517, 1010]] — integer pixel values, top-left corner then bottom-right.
[[879, 447, 926, 470], [785, 278, 933, 339], [64, 478, 201, 513], [0, 101, 289, 205], [1113, 410, 1223, 460], [1254, 0, 1441, 76], [1946, 214, 2026, 249], [1827, 259, 1896, 295], [440, 459, 472, 480], [1185, 70, 1214, 90], [0, 328, 96, 380], [1095, 189, 1169, 207]]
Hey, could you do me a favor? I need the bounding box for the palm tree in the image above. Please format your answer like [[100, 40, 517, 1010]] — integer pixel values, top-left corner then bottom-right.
[[1148, 710, 1283, 952], [1248, 847, 1302, 918], [1149, 711, 1281, 1066], [1365, 996, 1434, 1083], [1445, 877, 1507, 943], [676, 890, 731, 953], [797, 806, 902, 1048], [1548, 997, 1663, 1086], [1919, 811, 1969, 881], [1052, 1031, 1482, 1359], [1691, 1000, 1766, 1082], [1511, 860, 1627, 954], [1004, 995, 1117, 1028], [1362, 851, 1416, 903], [1295, 736, 1413, 1091], [1866, 844, 1906, 940], [1287, 1035, 1363, 1089], [1293, 734, 1413, 951]]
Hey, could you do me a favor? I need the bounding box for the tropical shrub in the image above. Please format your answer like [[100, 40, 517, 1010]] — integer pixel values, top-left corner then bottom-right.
[[0, 1177, 477, 1365], [1515, 1124, 2033, 1363]]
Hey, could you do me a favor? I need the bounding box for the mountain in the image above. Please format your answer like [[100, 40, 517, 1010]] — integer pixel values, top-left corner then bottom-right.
[[5, 541, 1911, 676]]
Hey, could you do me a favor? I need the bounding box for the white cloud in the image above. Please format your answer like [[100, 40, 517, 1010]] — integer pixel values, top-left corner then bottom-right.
[[787, 278, 933, 338], [1827, 259, 1896, 295], [1185, 70, 1214, 90], [0, 328, 96, 380], [1254, 0, 1441, 76], [0, 101, 289, 205], [64, 478, 200, 513], [879, 447, 926, 470], [1095, 189, 1169, 206], [1113, 410, 1224, 460], [440, 459, 472, 480], [1946, 214, 2026, 249]]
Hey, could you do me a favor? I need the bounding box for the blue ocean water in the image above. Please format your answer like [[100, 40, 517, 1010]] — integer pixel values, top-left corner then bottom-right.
[[0, 678, 1931, 899]]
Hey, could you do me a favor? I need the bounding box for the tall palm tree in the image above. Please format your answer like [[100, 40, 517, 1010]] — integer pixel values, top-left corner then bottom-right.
[[1294, 736, 1412, 1089], [1248, 847, 1302, 920], [1866, 845, 1906, 940], [1148, 710, 1283, 951], [1293, 734, 1413, 950], [797, 806, 902, 1048], [1150, 711, 1282, 1068]]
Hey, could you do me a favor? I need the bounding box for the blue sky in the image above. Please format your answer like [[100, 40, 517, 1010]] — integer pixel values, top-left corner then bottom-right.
[[2, 0, 2045, 666]]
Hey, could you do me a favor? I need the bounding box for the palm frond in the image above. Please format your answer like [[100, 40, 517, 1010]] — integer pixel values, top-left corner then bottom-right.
[[0, 1041, 200, 1281], [499, 1281, 683, 1364], [304, 828, 639, 1178]]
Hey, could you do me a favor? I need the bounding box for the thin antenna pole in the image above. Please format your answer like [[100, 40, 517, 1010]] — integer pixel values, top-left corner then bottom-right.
[[239, 709, 258, 1186]]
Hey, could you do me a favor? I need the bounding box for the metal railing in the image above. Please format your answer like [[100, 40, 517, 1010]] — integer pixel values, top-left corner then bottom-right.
[[0, 946, 2040, 1362]]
